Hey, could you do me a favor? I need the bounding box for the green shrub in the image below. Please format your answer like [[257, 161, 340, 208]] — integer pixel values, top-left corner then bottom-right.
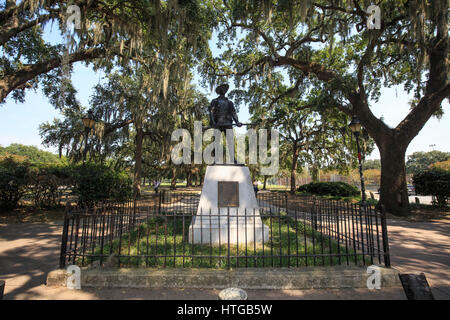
[[29, 165, 71, 208], [0, 156, 132, 209], [70, 163, 132, 206], [0, 144, 63, 165], [0, 155, 31, 210], [297, 181, 360, 197], [356, 198, 379, 206], [413, 168, 450, 207]]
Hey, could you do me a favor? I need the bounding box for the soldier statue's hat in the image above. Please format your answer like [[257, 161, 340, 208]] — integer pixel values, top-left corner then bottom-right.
[[215, 83, 229, 94]]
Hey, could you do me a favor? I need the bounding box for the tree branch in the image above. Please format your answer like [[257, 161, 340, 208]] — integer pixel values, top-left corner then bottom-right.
[[0, 47, 106, 102], [0, 12, 58, 46], [285, 26, 324, 58], [230, 23, 279, 57], [275, 56, 336, 82], [104, 119, 133, 135], [397, 82, 450, 140]]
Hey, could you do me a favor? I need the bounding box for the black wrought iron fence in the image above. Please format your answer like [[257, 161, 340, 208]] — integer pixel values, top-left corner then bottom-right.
[[59, 192, 390, 269]]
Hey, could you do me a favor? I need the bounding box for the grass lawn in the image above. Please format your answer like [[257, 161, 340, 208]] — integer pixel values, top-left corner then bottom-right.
[[83, 214, 368, 268]]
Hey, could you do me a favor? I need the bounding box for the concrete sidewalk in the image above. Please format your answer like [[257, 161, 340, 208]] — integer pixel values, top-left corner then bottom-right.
[[0, 218, 449, 300], [0, 222, 63, 299], [386, 218, 450, 299]]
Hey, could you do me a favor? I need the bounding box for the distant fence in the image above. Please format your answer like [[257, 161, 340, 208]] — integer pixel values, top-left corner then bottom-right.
[[59, 192, 390, 269]]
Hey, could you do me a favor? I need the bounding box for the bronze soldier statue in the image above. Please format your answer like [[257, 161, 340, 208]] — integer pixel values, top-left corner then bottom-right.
[[208, 84, 242, 132]]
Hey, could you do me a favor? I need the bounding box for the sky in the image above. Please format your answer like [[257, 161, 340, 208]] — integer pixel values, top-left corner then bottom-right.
[[0, 26, 449, 161]]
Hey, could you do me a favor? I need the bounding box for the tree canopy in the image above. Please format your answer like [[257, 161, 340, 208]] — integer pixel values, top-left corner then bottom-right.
[[406, 150, 450, 174], [1, 1, 448, 216], [0, 143, 63, 165], [203, 0, 448, 215], [0, 0, 216, 104]]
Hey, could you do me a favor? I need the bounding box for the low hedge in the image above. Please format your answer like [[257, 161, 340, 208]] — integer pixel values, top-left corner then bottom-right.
[[0, 155, 31, 209], [70, 163, 132, 206], [29, 165, 71, 208], [297, 181, 360, 197], [0, 156, 132, 210], [413, 168, 449, 207]]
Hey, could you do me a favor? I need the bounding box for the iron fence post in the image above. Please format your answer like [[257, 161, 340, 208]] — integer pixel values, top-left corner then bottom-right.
[[158, 191, 162, 214], [133, 198, 137, 226], [285, 192, 288, 212], [380, 205, 391, 267], [59, 202, 71, 268], [312, 198, 318, 231]]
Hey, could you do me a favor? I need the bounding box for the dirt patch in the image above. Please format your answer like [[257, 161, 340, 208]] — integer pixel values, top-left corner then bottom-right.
[[386, 207, 450, 222], [0, 206, 66, 224], [0, 194, 164, 224]]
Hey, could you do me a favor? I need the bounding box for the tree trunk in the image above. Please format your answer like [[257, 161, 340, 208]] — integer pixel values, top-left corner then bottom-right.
[[290, 144, 299, 194], [310, 166, 319, 182], [263, 176, 267, 190], [197, 170, 203, 187], [171, 167, 177, 189], [133, 127, 143, 199], [378, 140, 410, 216], [186, 167, 192, 187]]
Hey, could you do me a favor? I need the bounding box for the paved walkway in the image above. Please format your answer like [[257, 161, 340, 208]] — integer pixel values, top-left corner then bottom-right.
[[0, 218, 448, 299], [386, 218, 450, 299], [0, 222, 63, 299]]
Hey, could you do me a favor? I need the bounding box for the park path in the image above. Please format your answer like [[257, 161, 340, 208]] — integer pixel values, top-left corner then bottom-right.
[[0, 217, 448, 299], [0, 222, 63, 299], [386, 217, 450, 299]]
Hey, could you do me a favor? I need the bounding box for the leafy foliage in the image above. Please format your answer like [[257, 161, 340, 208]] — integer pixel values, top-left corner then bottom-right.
[[364, 159, 381, 170], [1, 0, 216, 105], [29, 164, 71, 208], [363, 169, 381, 185], [431, 160, 450, 171], [229, 70, 372, 193], [0, 154, 31, 209], [0, 150, 132, 209], [406, 151, 450, 174], [297, 182, 359, 197], [413, 168, 450, 207], [70, 163, 132, 206], [0, 145, 68, 209], [207, 0, 449, 216], [0, 143, 63, 165]]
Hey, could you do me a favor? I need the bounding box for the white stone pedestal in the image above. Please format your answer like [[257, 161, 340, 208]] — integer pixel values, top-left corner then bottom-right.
[[188, 165, 269, 245]]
